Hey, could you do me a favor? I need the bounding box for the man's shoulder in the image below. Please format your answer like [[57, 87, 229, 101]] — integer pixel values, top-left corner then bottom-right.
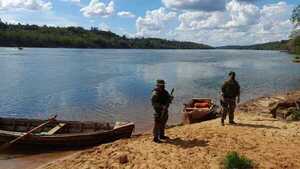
[[222, 80, 230, 86]]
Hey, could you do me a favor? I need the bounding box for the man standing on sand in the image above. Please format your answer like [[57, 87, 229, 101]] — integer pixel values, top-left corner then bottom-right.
[[220, 71, 240, 126], [151, 80, 173, 143]]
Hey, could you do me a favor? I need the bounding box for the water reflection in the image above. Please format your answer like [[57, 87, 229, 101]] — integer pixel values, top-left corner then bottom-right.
[[0, 48, 299, 132]]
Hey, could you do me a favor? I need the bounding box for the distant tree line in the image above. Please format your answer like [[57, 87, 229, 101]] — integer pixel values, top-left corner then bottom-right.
[[0, 20, 213, 49], [217, 40, 289, 51]]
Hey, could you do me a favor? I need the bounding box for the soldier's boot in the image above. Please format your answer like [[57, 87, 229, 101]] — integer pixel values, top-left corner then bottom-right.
[[153, 137, 161, 143], [229, 113, 236, 124], [229, 121, 236, 124], [160, 116, 169, 139], [160, 136, 170, 140], [159, 129, 170, 139]]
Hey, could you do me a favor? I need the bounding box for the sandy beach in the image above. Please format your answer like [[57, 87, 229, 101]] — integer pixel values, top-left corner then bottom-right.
[[39, 91, 300, 169]]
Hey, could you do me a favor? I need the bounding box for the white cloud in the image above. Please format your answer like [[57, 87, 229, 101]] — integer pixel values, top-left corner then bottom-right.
[[0, 0, 52, 11], [177, 11, 228, 31], [0, 10, 78, 27], [162, 0, 258, 12], [136, 7, 177, 37], [162, 0, 226, 12], [225, 0, 260, 28], [117, 11, 135, 18], [173, 1, 293, 46], [80, 0, 114, 17], [254, 1, 293, 43]]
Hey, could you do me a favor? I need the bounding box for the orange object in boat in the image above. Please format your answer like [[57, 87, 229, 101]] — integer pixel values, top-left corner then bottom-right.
[[194, 102, 210, 108]]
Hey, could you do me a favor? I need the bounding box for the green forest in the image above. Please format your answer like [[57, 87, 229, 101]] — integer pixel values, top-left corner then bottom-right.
[[217, 40, 289, 51], [219, 39, 300, 55], [0, 4, 300, 52], [0, 20, 212, 49]]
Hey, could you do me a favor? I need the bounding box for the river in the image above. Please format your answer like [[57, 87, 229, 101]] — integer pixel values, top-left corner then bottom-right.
[[0, 48, 300, 169], [0, 48, 299, 131]]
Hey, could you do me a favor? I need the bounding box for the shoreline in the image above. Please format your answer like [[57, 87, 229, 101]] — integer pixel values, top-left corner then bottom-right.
[[0, 89, 299, 169], [1, 89, 300, 169], [39, 90, 300, 169], [0, 46, 293, 52]]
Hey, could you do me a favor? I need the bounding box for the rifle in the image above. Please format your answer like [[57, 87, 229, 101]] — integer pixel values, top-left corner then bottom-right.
[[171, 88, 175, 97], [161, 88, 175, 118]]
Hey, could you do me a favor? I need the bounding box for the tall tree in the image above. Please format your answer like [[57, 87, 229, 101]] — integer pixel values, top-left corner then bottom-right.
[[291, 5, 300, 28]]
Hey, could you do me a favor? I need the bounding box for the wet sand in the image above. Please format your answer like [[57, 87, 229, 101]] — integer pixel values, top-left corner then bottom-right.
[[0, 149, 77, 169]]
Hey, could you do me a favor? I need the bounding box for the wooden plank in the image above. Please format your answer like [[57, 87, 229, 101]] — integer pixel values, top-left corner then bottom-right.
[[0, 129, 25, 136], [47, 123, 66, 135]]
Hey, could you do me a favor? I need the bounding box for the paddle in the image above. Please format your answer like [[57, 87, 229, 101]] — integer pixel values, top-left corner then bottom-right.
[[0, 115, 57, 151]]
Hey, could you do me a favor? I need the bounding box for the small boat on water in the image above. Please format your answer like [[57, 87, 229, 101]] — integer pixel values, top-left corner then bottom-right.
[[18, 47, 23, 50], [0, 117, 134, 148], [182, 98, 218, 124]]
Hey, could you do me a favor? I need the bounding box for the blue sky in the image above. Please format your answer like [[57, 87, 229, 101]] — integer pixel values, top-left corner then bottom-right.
[[0, 0, 299, 46]]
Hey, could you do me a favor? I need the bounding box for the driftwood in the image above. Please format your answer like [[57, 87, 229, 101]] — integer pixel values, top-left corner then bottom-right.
[[270, 100, 300, 119]]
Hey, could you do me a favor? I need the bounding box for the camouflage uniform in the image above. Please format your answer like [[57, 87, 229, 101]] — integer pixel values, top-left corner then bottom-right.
[[151, 86, 172, 140], [221, 77, 240, 124]]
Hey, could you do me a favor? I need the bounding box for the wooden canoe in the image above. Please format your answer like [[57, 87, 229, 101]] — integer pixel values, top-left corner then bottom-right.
[[0, 117, 134, 148], [182, 98, 218, 124]]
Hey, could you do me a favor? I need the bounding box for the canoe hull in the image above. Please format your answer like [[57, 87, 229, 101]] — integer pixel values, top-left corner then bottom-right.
[[0, 118, 134, 148]]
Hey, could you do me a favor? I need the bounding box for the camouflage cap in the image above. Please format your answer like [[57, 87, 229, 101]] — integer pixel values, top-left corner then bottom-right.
[[156, 79, 166, 86]]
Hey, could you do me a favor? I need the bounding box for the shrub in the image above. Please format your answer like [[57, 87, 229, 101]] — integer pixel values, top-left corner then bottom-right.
[[289, 108, 300, 120], [222, 151, 253, 169]]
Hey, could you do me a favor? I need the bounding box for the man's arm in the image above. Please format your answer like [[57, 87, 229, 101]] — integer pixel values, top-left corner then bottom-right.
[[221, 82, 226, 97], [151, 91, 161, 108], [151, 91, 163, 118], [236, 82, 240, 103]]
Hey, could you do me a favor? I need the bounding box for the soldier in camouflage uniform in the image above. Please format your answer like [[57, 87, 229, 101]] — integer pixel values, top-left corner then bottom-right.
[[151, 80, 173, 143], [220, 71, 240, 126]]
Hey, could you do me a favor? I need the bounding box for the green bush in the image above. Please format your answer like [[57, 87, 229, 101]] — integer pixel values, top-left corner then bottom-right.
[[290, 109, 300, 120], [222, 151, 253, 169]]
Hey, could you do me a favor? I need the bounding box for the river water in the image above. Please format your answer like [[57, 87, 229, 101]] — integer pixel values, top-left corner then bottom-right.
[[0, 48, 299, 132]]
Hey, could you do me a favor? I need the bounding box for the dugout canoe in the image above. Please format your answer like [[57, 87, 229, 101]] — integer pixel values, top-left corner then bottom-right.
[[0, 117, 134, 148], [182, 98, 218, 124]]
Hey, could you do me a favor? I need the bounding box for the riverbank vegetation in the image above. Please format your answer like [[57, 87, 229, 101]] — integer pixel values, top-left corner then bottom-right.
[[217, 40, 289, 51], [0, 20, 212, 49]]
